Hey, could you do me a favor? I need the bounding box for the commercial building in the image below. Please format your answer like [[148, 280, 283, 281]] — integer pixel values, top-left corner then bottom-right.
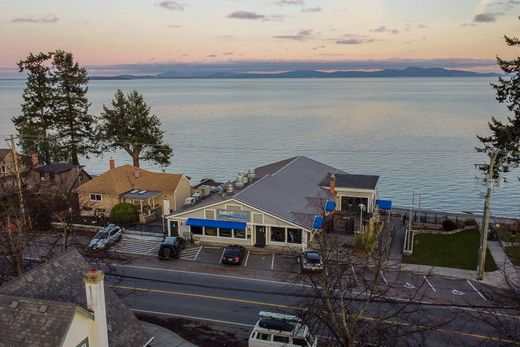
[[166, 156, 379, 250]]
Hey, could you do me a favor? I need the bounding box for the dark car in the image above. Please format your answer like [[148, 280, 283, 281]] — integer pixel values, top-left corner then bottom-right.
[[222, 245, 247, 265], [297, 250, 323, 273], [158, 236, 186, 259]]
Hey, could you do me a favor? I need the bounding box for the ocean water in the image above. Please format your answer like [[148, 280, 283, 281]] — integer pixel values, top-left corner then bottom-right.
[[0, 78, 519, 216]]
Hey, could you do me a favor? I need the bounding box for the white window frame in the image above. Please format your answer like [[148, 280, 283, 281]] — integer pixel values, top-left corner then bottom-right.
[[205, 209, 216, 219], [90, 193, 102, 202], [225, 204, 242, 211], [251, 212, 264, 224]]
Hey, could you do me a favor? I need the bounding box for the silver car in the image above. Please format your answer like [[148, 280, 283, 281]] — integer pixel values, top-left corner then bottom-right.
[[88, 224, 123, 250]]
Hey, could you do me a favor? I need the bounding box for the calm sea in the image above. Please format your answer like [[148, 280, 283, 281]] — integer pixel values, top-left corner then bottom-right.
[[0, 78, 519, 216]]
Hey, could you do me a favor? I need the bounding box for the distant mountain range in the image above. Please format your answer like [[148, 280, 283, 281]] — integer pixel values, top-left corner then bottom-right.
[[89, 67, 497, 80]]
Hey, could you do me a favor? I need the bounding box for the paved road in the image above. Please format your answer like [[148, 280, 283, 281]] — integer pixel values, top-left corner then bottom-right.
[[106, 263, 519, 346]]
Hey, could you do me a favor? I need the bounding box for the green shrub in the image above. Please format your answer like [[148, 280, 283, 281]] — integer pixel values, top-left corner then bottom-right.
[[110, 203, 139, 226], [442, 220, 457, 231]]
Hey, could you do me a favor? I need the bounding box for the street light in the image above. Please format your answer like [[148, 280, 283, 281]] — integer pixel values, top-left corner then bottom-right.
[[358, 203, 366, 233]]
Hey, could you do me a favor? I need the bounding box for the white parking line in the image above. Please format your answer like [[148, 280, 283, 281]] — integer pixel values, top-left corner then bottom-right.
[[219, 249, 225, 264], [423, 276, 436, 292], [244, 251, 250, 267], [380, 271, 388, 286], [467, 280, 487, 301], [271, 254, 275, 270], [194, 246, 202, 261], [351, 265, 357, 282]]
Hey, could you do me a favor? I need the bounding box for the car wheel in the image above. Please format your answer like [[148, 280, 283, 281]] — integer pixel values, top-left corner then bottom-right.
[[162, 247, 172, 259], [117, 235, 122, 242]]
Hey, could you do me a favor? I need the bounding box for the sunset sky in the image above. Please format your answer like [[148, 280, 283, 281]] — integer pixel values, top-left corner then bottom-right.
[[0, 0, 518, 76]]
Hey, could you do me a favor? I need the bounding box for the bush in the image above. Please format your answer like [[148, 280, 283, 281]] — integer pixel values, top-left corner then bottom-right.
[[110, 203, 139, 226], [442, 220, 457, 231], [464, 218, 477, 226]]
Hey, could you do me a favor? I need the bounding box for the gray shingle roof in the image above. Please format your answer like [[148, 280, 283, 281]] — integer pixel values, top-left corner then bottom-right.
[[323, 173, 379, 190], [0, 249, 152, 347], [0, 295, 78, 347], [33, 163, 79, 174], [234, 156, 342, 230]]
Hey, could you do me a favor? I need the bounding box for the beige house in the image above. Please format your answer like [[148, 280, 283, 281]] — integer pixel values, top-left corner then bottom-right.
[[76, 160, 191, 223], [0, 148, 26, 177]]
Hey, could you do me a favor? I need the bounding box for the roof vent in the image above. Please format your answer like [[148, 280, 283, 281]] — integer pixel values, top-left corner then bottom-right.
[[9, 301, 18, 309], [248, 168, 256, 180], [52, 261, 60, 268], [25, 275, 34, 283], [226, 183, 235, 194], [38, 304, 48, 313]]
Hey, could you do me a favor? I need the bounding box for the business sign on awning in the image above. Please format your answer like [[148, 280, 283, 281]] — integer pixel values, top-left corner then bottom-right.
[[217, 209, 250, 221]]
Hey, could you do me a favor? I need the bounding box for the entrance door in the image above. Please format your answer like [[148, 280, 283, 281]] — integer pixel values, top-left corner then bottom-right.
[[255, 226, 266, 247]]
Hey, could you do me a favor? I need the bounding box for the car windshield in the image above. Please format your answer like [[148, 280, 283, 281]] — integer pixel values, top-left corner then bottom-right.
[[224, 247, 240, 256], [305, 252, 321, 263], [164, 237, 177, 244], [94, 232, 108, 239]]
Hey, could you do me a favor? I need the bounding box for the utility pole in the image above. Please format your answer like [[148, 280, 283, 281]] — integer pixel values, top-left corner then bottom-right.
[[408, 190, 415, 235], [476, 152, 497, 281], [9, 134, 26, 226]]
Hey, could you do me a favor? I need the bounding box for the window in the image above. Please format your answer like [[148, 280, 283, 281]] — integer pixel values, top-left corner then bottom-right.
[[205, 209, 215, 219], [170, 221, 179, 235], [90, 194, 102, 201], [273, 335, 290, 343], [49, 172, 55, 183], [219, 228, 232, 237], [256, 333, 271, 341], [252, 212, 263, 224], [292, 337, 307, 346], [234, 229, 246, 239], [204, 227, 217, 236], [39, 172, 45, 181], [271, 227, 285, 242], [287, 228, 302, 244], [191, 226, 203, 235], [0, 165, 5, 174]]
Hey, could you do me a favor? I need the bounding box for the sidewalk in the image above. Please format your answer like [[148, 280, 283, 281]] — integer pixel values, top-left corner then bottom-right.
[[142, 321, 198, 347]]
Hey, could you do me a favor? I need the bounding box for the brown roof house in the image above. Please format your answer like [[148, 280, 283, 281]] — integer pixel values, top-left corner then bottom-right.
[[76, 160, 191, 223], [0, 249, 153, 347], [26, 160, 92, 196]]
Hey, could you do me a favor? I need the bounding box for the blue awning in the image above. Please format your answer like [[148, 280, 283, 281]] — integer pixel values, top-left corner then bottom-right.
[[376, 199, 392, 210], [186, 218, 246, 230], [313, 216, 324, 229], [325, 200, 336, 212]]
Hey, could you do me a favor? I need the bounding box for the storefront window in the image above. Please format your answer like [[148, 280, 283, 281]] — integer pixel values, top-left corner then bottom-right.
[[271, 227, 285, 242], [219, 228, 232, 237], [234, 229, 246, 239], [204, 227, 217, 236], [191, 226, 203, 235], [287, 228, 302, 244]]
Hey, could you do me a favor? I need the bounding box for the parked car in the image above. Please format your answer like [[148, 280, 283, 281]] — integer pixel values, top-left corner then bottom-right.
[[88, 224, 123, 250], [297, 250, 323, 274], [222, 245, 247, 265], [158, 236, 186, 259], [248, 311, 317, 347]]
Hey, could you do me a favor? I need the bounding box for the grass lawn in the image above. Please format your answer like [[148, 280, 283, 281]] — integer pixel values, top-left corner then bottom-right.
[[505, 246, 520, 266], [403, 229, 498, 272]]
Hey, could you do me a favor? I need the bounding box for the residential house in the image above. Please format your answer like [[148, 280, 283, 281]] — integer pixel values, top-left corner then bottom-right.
[[0, 249, 153, 347], [166, 156, 379, 250], [76, 160, 191, 223], [27, 163, 92, 196], [0, 148, 27, 177]]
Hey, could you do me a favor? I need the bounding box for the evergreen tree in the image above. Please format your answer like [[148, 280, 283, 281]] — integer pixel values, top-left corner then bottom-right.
[[99, 89, 173, 168], [477, 24, 520, 175], [50, 50, 97, 165], [11, 52, 56, 164]]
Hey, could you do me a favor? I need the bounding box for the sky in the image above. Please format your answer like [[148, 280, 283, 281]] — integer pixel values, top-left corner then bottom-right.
[[0, 0, 518, 76]]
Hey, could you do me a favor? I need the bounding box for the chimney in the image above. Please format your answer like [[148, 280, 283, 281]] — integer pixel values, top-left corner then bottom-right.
[[84, 269, 109, 347], [134, 167, 140, 179], [329, 173, 336, 195], [31, 153, 39, 167], [109, 158, 115, 170]]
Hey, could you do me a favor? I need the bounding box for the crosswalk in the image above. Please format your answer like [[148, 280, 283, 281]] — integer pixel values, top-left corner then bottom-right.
[[112, 236, 202, 260], [112, 237, 161, 256]]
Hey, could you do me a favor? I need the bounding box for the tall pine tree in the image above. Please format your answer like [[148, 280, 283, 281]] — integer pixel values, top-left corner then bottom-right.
[[99, 89, 173, 168], [51, 50, 97, 165], [477, 23, 520, 175], [12, 52, 56, 164]]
